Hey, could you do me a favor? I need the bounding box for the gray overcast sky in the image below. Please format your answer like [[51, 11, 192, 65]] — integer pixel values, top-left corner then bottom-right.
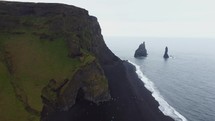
[[7, 0, 215, 38]]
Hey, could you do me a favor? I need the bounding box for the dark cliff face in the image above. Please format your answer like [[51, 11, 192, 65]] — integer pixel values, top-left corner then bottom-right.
[[134, 42, 148, 57], [0, 1, 118, 121]]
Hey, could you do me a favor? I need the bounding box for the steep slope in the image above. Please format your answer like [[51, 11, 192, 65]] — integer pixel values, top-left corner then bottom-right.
[[0, 1, 173, 121]]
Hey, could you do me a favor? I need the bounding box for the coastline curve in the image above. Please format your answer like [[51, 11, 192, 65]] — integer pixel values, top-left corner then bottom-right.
[[128, 60, 187, 121]]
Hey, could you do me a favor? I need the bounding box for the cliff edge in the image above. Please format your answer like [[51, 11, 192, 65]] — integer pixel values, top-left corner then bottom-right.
[[0, 1, 173, 121]]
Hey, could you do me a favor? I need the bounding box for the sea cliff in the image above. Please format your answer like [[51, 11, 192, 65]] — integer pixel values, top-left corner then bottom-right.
[[0, 1, 173, 121]]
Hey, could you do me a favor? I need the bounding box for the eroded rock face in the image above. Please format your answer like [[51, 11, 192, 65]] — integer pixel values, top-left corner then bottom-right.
[[134, 42, 148, 57], [163, 46, 169, 59], [41, 60, 110, 113]]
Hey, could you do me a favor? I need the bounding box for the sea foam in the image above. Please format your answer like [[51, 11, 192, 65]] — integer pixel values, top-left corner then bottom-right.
[[128, 60, 187, 121]]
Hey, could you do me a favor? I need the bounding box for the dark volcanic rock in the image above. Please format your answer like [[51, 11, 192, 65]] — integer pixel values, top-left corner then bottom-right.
[[134, 42, 148, 57], [163, 46, 169, 59]]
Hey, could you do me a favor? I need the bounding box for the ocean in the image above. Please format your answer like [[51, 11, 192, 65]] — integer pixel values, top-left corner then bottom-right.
[[104, 37, 215, 121]]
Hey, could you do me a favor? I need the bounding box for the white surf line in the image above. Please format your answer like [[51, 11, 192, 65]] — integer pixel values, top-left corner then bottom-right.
[[128, 60, 187, 121]]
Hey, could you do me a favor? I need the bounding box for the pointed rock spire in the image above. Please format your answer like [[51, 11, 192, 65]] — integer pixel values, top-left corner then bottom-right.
[[163, 46, 169, 59]]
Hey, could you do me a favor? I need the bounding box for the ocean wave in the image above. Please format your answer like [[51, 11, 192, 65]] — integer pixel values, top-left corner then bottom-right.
[[128, 60, 187, 121]]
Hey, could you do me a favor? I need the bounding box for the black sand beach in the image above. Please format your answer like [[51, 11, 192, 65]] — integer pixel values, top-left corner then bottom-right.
[[44, 60, 174, 121]]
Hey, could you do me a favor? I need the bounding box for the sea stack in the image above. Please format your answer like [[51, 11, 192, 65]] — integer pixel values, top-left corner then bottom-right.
[[134, 42, 148, 57], [163, 46, 169, 58]]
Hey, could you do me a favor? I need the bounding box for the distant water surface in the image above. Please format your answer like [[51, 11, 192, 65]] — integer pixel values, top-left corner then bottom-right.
[[105, 37, 215, 121]]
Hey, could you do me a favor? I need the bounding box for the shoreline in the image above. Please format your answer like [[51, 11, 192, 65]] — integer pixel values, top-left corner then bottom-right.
[[129, 60, 187, 121]]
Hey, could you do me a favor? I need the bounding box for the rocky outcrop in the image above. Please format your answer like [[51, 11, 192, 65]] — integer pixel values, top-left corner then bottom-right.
[[163, 46, 169, 59], [134, 42, 148, 57], [42, 60, 110, 112]]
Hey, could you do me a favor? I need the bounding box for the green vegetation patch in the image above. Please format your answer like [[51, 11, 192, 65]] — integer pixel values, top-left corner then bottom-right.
[[0, 30, 95, 120], [0, 61, 39, 121], [3, 34, 75, 109]]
